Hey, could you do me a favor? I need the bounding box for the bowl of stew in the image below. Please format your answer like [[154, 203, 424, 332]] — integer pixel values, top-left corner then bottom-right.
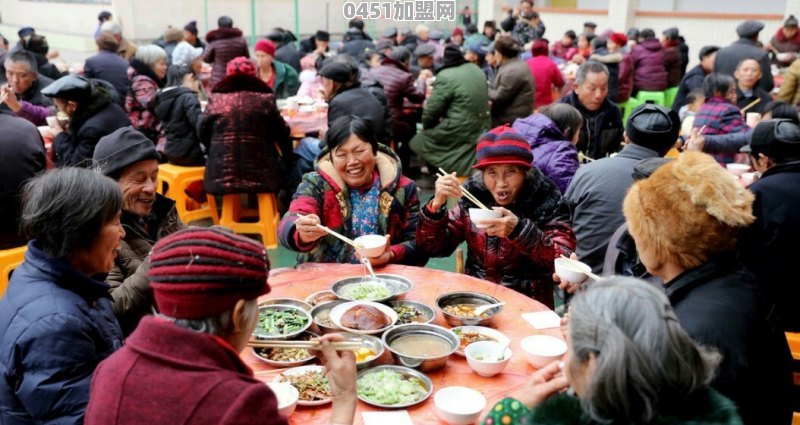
[[381, 323, 458, 372], [435, 291, 503, 327]]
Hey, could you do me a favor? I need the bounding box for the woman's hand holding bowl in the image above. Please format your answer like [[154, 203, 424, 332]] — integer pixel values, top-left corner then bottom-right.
[[365, 235, 393, 267], [553, 252, 585, 294], [482, 207, 519, 239], [431, 172, 462, 210]]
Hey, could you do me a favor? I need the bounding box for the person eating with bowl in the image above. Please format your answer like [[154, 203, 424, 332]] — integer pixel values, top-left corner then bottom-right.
[[84, 227, 358, 425], [278, 115, 427, 267], [416, 126, 576, 308]]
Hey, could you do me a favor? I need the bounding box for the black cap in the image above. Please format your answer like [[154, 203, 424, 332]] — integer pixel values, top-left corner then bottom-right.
[[584, 21, 597, 28], [662, 27, 679, 39], [736, 20, 764, 38], [383, 27, 398, 38], [41, 75, 91, 101], [184, 20, 198, 36], [625, 104, 681, 154], [741, 119, 800, 158], [93, 127, 160, 177], [319, 62, 351, 83], [414, 43, 436, 57], [315, 30, 330, 42], [698, 45, 720, 60], [18, 27, 35, 38]]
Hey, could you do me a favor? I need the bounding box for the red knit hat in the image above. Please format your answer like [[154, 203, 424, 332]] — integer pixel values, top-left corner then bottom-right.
[[452, 27, 464, 37], [608, 32, 628, 47], [148, 227, 271, 319], [255, 39, 276, 57], [474, 125, 534, 169], [531, 39, 549, 56], [226, 56, 257, 77]]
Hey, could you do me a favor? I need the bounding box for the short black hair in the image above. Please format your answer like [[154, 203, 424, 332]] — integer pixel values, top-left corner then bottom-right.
[[539, 103, 583, 141], [218, 16, 233, 28], [640, 28, 656, 40], [735, 56, 761, 70], [703, 72, 735, 99], [21, 168, 122, 259], [698, 45, 719, 60], [686, 88, 705, 105], [349, 19, 364, 31], [326, 115, 379, 156], [98, 11, 112, 22], [590, 36, 606, 50], [564, 30, 577, 40]]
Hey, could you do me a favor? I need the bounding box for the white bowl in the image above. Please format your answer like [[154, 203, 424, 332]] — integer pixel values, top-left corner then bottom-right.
[[354, 234, 387, 258], [520, 335, 567, 369], [266, 382, 299, 417], [465, 341, 512, 377], [329, 301, 398, 335], [434, 386, 486, 425], [554, 257, 591, 283], [741, 172, 757, 185], [726, 163, 751, 176], [468, 208, 501, 229]]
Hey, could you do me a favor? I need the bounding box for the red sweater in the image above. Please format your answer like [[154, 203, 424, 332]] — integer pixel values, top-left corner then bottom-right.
[[85, 317, 288, 425]]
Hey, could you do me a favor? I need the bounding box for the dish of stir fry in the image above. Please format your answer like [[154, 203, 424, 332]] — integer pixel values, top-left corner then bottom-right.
[[393, 305, 428, 324], [279, 370, 331, 402], [255, 308, 309, 336], [256, 347, 312, 362]]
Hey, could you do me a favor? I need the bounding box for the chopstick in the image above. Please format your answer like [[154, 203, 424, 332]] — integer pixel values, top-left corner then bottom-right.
[[0, 91, 8, 106], [436, 168, 491, 210], [559, 255, 602, 281], [248, 340, 363, 351], [315, 223, 363, 249], [740, 98, 761, 114]]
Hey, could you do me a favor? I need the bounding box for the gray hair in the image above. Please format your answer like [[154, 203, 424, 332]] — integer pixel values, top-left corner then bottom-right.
[[156, 298, 257, 338], [568, 277, 720, 423], [100, 21, 122, 36], [21, 168, 122, 259], [4, 50, 38, 74], [575, 60, 609, 85], [135, 44, 168, 69]]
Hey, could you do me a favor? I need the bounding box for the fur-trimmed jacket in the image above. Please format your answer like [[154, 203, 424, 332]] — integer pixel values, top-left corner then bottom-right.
[[279, 144, 427, 266], [203, 27, 250, 89], [416, 169, 576, 307], [201, 74, 291, 195]]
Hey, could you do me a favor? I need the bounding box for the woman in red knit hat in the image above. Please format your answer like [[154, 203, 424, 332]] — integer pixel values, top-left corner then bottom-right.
[[254, 38, 300, 100], [416, 125, 576, 307]]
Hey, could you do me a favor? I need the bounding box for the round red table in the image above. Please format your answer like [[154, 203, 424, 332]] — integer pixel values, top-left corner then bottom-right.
[[243, 263, 564, 425]]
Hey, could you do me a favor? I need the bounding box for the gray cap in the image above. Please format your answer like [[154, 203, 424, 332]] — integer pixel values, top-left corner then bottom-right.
[[414, 43, 436, 57], [429, 30, 444, 40], [662, 27, 679, 39], [41, 75, 91, 101], [736, 20, 764, 38], [172, 41, 203, 67], [583, 21, 597, 28], [93, 127, 160, 177], [383, 27, 398, 38]]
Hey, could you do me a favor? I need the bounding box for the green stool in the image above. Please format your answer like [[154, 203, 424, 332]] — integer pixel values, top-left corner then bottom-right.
[[636, 91, 667, 107], [619, 97, 642, 126], [664, 87, 679, 108]]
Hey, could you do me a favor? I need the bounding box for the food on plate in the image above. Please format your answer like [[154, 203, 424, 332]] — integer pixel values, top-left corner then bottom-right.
[[314, 309, 335, 327], [256, 347, 313, 362], [256, 308, 309, 336], [341, 282, 391, 301], [279, 370, 331, 402], [354, 347, 378, 363], [452, 328, 496, 350], [389, 334, 453, 358], [340, 305, 391, 330], [393, 304, 427, 324], [357, 369, 428, 405], [307, 291, 339, 306], [443, 303, 491, 318]]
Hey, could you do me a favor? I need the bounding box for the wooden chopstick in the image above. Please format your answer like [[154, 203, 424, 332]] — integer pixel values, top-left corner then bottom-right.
[[740, 98, 761, 114], [559, 255, 602, 281], [315, 224, 362, 249], [248, 340, 363, 351], [436, 168, 491, 210]]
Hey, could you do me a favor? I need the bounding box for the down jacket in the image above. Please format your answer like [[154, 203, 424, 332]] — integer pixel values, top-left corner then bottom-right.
[[0, 242, 123, 424], [512, 113, 580, 194], [489, 57, 534, 127], [203, 27, 250, 89], [416, 169, 576, 307], [201, 74, 291, 195], [279, 144, 427, 266], [369, 57, 426, 142], [631, 39, 668, 92], [154, 86, 205, 166]]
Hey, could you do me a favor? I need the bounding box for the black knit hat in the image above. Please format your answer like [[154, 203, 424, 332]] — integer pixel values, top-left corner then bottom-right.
[[625, 104, 680, 154], [184, 20, 198, 36], [93, 126, 160, 177]]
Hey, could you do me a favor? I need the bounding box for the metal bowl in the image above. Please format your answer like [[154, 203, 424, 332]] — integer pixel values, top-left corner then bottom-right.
[[376, 274, 413, 300], [387, 300, 436, 325], [331, 276, 399, 303], [253, 304, 313, 340], [304, 290, 340, 307], [382, 323, 459, 372], [259, 298, 313, 313], [339, 332, 385, 370], [251, 331, 319, 367], [436, 291, 503, 327], [309, 300, 348, 334], [356, 365, 434, 408]]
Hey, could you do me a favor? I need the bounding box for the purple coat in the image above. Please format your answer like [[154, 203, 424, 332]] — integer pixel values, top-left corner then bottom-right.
[[511, 114, 579, 194], [631, 39, 667, 92]]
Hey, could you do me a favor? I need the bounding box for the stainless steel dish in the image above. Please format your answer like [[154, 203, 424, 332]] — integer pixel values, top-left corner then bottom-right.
[[436, 291, 503, 327], [356, 365, 434, 408], [382, 323, 458, 372], [253, 304, 312, 340], [387, 300, 436, 325], [339, 332, 385, 370], [309, 300, 347, 334], [251, 331, 319, 367], [331, 276, 399, 303], [259, 298, 313, 312], [376, 274, 413, 300]]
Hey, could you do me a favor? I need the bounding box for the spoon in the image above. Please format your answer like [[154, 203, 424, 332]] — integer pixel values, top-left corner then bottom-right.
[[494, 341, 509, 361], [359, 254, 378, 279], [473, 302, 506, 316]]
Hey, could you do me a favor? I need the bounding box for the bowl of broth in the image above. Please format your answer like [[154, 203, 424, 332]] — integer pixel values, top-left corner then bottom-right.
[[436, 291, 503, 327], [382, 323, 459, 371]]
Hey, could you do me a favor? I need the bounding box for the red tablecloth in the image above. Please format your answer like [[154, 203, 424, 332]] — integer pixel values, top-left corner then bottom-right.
[[244, 263, 563, 424], [281, 111, 328, 138]]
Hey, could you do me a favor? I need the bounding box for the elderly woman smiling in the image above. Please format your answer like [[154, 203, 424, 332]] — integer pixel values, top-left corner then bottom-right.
[[279, 115, 426, 266], [0, 168, 124, 424], [416, 126, 575, 307]]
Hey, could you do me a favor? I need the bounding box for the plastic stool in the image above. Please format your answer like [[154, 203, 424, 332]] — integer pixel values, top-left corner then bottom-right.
[[0, 245, 27, 297], [636, 91, 667, 107], [619, 97, 642, 126], [219, 193, 280, 249], [156, 164, 219, 225], [664, 86, 679, 108]]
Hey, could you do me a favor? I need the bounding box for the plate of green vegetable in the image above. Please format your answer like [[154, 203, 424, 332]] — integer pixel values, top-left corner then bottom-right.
[[253, 304, 312, 340], [356, 365, 433, 408], [331, 277, 399, 302]]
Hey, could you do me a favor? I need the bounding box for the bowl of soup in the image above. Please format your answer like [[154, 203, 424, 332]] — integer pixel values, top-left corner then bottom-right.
[[382, 323, 459, 371], [436, 291, 503, 327]]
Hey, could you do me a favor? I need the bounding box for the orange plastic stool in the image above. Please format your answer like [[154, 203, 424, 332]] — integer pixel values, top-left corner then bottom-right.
[[0, 245, 27, 297], [219, 193, 280, 249], [156, 164, 219, 225]]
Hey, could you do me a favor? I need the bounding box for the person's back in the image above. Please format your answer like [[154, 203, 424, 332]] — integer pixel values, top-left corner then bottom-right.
[[631, 36, 667, 91], [369, 54, 425, 141], [525, 52, 563, 108], [663, 39, 682, 87], [340, 30, 374, 59], [512, 112, 579, 194], [0, 115, 44, 249], [203, 17, 249, 89], [84, 50, 129, 103], [154, 85, 204, 166]]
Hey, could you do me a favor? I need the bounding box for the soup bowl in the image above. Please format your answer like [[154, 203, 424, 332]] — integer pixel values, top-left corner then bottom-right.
[[309, 300, 348, 334], [436, 291, 503, 327], [520, 335, 567, 368], [382, 323, 459, 372], [354, 234, 388, 258]]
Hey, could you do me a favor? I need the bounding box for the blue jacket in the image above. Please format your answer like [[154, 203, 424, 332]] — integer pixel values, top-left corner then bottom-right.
[[0, 242, 123, 425], [512, 113, 580, 194]]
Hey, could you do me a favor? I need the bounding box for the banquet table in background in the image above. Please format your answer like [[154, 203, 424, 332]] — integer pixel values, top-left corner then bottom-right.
[[280, 110, 328, 139], [243, 263, 564, 425]]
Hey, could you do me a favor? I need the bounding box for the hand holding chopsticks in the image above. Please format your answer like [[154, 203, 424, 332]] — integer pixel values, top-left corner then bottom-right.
[[435, 168, 490, 210], [248, 339, 363, 351]]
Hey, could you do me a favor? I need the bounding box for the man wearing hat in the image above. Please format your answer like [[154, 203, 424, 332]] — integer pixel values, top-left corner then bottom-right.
[[672, 45, 719, 111], [84, 32, 130, 103], [413, 43, 437, 75], [565, 103, 680, 273], [714, 20, 773, 92], [203, 16, 249, 89], [318, 61, 387, 143], [92, 126, 183, 335], [583, 21, 597, 35], [182, 20, 205, 49], [737, 119, 800, 333], [662, 27, 682, 88], [339, 21, 375, 59], [85, 227, 358, 424], [254, 39, 299, 100], [42, 74, 130, 167], [381, 27, 398, 46], [266, 28, 302, 73]]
